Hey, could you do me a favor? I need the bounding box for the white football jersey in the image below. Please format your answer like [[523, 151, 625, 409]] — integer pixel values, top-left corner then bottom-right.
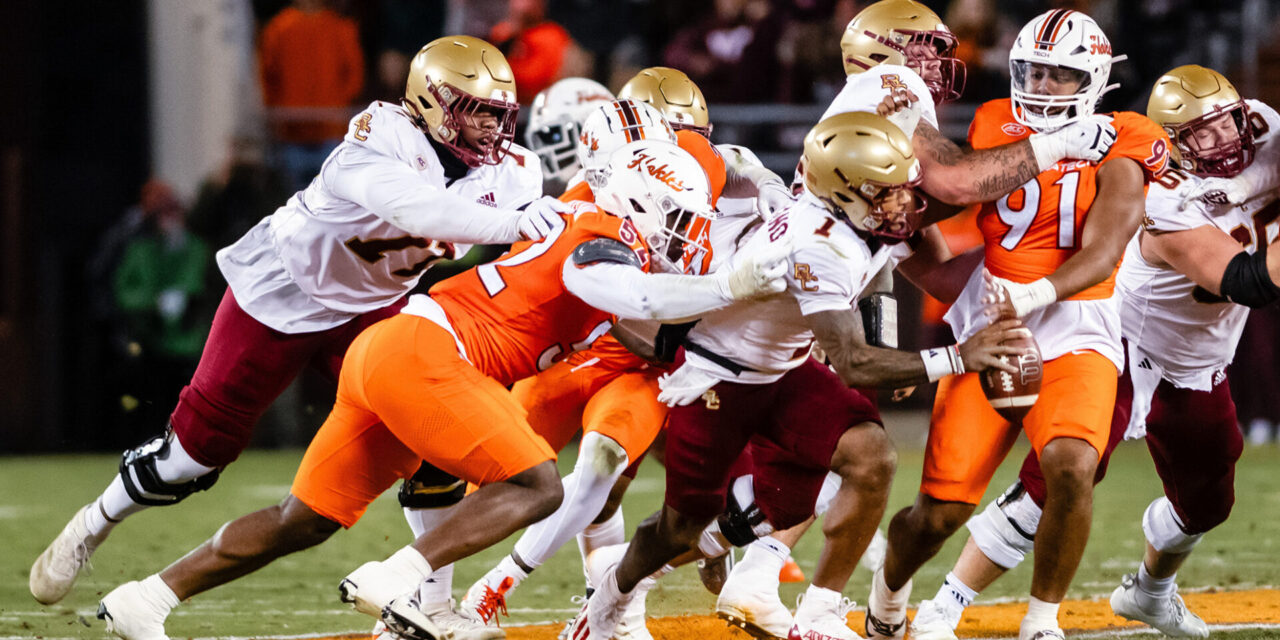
[[218, 101, 542, 333], [1117, 107, 1280, 389], [682, 193, 908, 384], [821, 64, 940, 135]]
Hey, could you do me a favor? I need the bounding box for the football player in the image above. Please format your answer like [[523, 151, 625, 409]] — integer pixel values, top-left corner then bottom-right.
[[29, 35, 569, 607], [864, 11, 1174, 640], [524, 77, 615, 193], [907, 65, 1280, 640], [93, 139, 792, 640], [567, 111, 1031, 640]]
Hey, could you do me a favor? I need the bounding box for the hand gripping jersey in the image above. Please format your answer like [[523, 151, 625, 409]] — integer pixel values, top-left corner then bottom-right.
[[821, 64, 940, 136], [680, 193, 911, 385], [427, 205, 651, 387], [946, 99, 1171, 368], [1118, 101, 1280, 390], [217, 100, 541, 333]]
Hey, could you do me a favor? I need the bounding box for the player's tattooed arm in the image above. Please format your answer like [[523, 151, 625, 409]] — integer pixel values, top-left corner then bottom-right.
[[806, 307, 932, 389], [913, 121, 1040, 207]]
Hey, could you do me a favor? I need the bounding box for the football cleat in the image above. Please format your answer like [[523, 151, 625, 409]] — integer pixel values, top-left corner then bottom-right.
[[789, 594, 862, 640], [716, 568, 793, 639], [375, 599, 506, 640], [908, 600, 959, 640], [614, 577, 656, 640], [1017, 627, 1065, 640], [461, 574, 516, 626], [1110, 573, 1209, 638], [30, 505, 99, 604], [98, 581, 171, 640], [698, 552, 734, 595], [338, 560, 417, 618], [864, 568, 909, 640], [380, 596, 445, 640]]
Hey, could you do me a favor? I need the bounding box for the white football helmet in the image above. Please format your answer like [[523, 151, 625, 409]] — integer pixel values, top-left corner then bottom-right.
[[577, 98, 677, 191], [595, 140, 714, 273], [1008, 9, 1120, 132], [525, 78, 614, 185]]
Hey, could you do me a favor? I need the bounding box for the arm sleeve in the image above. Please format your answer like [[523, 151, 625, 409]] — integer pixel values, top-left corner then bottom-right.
[[325, 144, 526, 244], [561, 261, 735, 322]]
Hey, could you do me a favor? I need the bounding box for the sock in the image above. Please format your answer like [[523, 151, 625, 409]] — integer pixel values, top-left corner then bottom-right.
[[82, 498, 119, 541], [494, 554, 531, 589], [99, 475, 149, 524], [739, 539, 788, 584], [1135, 562, 1176, 606], [652, 564, 675, 580], [932, 572, 977, 627], [1023, 596, 1060, 631], [871, 566, 911, 620], [418, 563, 454, 605], [141, 574, 181, 612], [386, 546, 435, 584]]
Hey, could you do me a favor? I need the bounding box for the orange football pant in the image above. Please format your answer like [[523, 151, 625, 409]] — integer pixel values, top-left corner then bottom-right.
[[291, 313, 555, 528], [510, 358, 666, 464], [920, 350, 1117, 505]]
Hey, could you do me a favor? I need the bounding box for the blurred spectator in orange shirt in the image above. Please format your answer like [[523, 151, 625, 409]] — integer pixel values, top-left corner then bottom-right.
[[490, 0, 583, 105], [259, 0, 365, 191]]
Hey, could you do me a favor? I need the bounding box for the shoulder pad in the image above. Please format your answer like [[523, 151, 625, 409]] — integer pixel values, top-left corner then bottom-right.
[[572, 237, 644, 268]]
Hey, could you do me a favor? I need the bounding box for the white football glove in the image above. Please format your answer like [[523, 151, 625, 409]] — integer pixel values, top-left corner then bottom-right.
[[721, 237, 791, 301], [516, 196, 571, 241], [1177, 176, 1249, 210], [1028, 115, 1117, 170], [656, 364, 720, 407], [981, 269, 1057, 318], [755, 180, 794, 221]]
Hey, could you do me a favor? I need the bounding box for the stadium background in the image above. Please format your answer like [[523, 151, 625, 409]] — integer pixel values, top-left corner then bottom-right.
[[3, 2, 1280, 637]]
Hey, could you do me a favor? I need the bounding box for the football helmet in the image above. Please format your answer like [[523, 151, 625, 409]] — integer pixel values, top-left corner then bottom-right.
[[801, 111, 925, 243], [525, 78, 615, 185], [840, 0, 966, 103], [618, 67, 712, 137], [1147, 65, 1255, 178], [404, 35, 519, 167], [577, 98, 677, 190], [1008, 10, 1119, 132], [595, 140, 714, 272]]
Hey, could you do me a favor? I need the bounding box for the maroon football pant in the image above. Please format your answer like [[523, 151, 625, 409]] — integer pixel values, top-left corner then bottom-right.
[[169, 288, 404, 467], [1018, 342, 1242, 534], [663, 357, 882, 531]]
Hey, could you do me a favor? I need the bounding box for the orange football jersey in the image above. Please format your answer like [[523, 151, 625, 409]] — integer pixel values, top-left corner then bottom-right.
[[430, 205, 651, 387], [969, 99, 1171, 300]]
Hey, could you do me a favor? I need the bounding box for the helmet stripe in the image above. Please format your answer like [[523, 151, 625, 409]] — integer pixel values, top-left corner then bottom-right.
[[1034, 9, 1070, 50], [615, 100, 642, 143]]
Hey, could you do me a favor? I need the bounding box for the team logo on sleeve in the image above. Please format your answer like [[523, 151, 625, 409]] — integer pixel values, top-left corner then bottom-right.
[[353, 112, 373, 141], [881, 74, 907, 90]]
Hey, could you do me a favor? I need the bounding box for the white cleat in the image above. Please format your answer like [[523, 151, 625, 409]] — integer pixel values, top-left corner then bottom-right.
[[715, 571, 792, 639], [614, 576, 656, 640], [31, 505, 100, 604], [864, 568, 909, 640], [908, 600, 959, 640], [380, 596, 445, 640], [565, 571, 632, 640], [338, 561, 417, 618], [460, 572, 517, 626], [97, 581, 171, 640], [1017, 619, 1065, 640], [1110, 573, 1209, 638], [376, 599, 506, 640], [789, 595, 862, 640]]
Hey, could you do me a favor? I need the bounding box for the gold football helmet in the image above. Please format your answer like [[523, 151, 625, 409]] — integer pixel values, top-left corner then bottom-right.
[[1147, 64, 1255, 177], [840, 0, 965, 102], [404, 35, 519, 167], [618, 67, 712, 136], [802, 111, 925, 243]]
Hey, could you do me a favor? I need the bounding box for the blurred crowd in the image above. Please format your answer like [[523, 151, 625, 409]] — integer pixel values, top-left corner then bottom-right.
[[87, 0, 1280, 446]]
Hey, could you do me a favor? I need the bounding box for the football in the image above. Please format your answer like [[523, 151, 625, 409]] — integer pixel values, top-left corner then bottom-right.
[[979, 332, 1044, 423]]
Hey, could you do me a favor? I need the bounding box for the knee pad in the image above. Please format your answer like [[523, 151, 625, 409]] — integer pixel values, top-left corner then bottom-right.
[[813, 472, 842, 517], [716, 475, 776, 547], [966, 481, 1038, 570], [1142, 497, 1203, 553], [119, 429, 220, 507], [398, 462, 466, 510], [579, 432, 629, 478]]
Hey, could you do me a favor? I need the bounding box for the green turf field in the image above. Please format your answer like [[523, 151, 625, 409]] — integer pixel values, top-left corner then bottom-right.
[[4, 417, 1280, 639]]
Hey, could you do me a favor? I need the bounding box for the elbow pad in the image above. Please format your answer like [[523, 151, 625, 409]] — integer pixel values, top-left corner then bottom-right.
[[572, 237, 644, 268], [1220, 249, 1280, 308]]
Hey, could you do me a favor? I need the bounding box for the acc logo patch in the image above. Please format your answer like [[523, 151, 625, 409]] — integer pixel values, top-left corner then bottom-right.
[[1001, 122, 1028, 136]]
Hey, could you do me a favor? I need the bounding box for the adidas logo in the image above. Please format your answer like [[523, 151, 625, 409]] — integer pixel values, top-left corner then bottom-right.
[[1137, 358, 1152, 370], [477, 192, 497, 207]]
